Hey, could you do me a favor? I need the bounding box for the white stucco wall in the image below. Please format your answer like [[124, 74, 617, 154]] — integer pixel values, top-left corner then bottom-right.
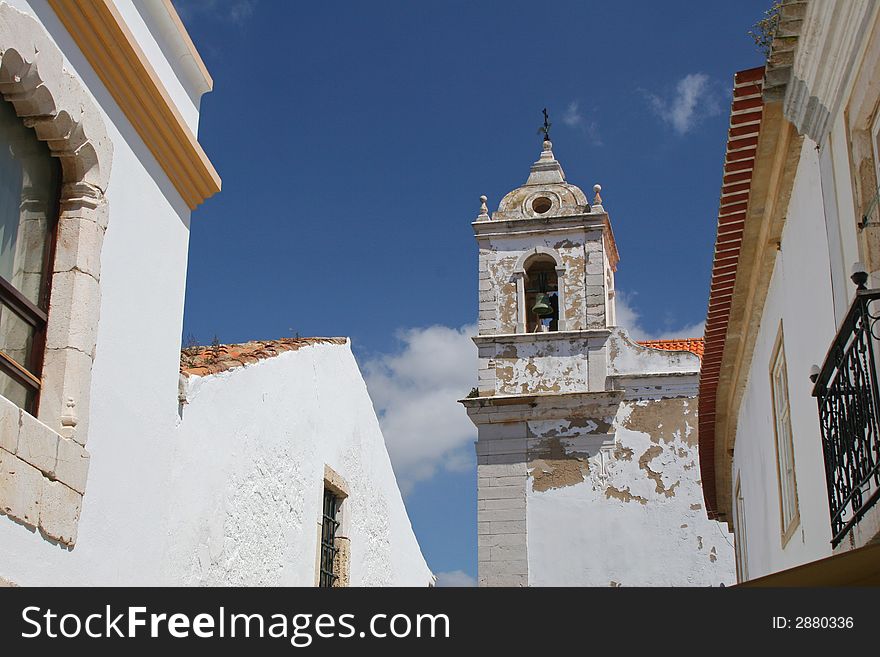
[[172, 342, 432, 586], [731, 138, 838, 581]]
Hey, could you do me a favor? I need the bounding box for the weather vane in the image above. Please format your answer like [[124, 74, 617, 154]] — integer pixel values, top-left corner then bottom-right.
[[539, 107, 551, 142]]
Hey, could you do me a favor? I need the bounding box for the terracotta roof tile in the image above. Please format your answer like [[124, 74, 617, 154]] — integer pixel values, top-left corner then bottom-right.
[[637, 338, 705, 360], [180, 337, 348, 376], [698, 66, 765, 520]]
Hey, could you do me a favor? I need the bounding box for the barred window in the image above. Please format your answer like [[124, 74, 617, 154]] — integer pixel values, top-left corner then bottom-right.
[[319, 489, 340, 588], [0, 97, 61, 414]]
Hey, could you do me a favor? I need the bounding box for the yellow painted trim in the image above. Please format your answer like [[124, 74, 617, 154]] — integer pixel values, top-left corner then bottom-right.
[[48, 0, 221, 210]]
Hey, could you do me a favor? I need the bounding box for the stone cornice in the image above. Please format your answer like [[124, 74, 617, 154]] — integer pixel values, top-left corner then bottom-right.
[[460, 390, 624, 424], [48, 0, 221, 209], [472, 211, 607, 234], [608, 371, 699, 381], [473, 212, 620, 270], [472, 329, 610, 347], [159, 0, 213, 92], [766, 0, 880, 144]]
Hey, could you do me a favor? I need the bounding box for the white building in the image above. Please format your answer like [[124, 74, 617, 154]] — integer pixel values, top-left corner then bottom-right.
[[699, 0, 880, 585], [175, 338, 432, 586], [462, 139, 735, 586], [0, 0, 429, 587]]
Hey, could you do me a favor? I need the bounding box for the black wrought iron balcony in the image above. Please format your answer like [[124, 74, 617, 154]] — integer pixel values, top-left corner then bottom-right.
[[811, 283, 880, 547]]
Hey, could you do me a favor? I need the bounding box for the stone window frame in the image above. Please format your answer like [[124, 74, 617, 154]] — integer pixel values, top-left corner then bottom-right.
[[733, 472, 749, 583], [840, 31, 880, 283], [866, 104, 880, 245], [769, 322, 800, 548], [871, 110, 880, 197], [0, 4, 113, 547], [513, 246, 567, 333], [314, 464, 350, 587]]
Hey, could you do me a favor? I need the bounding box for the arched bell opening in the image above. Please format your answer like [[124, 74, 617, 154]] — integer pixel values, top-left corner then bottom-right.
[[524, 256, 559, 332]]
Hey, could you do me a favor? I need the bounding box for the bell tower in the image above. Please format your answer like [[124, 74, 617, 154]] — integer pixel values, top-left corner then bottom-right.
[[475, 140, 617, 340], [461, 136, 735, 587]]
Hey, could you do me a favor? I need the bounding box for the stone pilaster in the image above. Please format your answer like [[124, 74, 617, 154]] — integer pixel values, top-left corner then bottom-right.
[[475, 420, 528, 587]]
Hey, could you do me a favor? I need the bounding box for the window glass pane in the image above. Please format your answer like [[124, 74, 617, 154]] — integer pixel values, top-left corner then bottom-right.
[[0, 97, 59, 308], [781, 420, 796, 522], [0, 367, 34, 412], [771, 341, 798, 533], [0, 300, 36, 373]]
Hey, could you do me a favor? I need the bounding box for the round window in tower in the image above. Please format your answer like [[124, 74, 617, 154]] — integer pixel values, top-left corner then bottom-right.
[[531, 196, 552, 214]]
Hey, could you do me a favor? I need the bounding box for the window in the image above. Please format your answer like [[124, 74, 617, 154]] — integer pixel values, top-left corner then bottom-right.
[[319, 489, 340, 587], [871, 110, 880, 199], [317, 466, 350, 587], [524, 257, 559, 333], [0, 97, 61, 415], [770, 326, 800, 544], [734, 474, 749, 582]]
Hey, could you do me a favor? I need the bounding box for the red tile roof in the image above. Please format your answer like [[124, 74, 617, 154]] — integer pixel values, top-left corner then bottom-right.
[[180, 337, 348, 376], [637, 338, 705, 360], [698, 66, 765, 520]]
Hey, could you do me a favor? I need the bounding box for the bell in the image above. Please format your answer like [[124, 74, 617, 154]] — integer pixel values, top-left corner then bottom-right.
[[532, 294, 553, 317]]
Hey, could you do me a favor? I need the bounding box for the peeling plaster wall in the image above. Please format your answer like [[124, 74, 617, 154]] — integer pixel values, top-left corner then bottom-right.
[[470, 328, 735, 586], [478, 229, 603, 335], [527, 400, 736, 586], [608, 329, 699, 376], [481, 336, 595, 395]]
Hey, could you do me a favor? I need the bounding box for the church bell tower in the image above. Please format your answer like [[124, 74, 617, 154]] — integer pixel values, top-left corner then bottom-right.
[[461, 132, 735, 587]]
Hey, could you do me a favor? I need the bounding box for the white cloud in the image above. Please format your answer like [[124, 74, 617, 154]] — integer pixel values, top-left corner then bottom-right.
[[615, 291, 705, 341], [562, 101, 583, 127], [173, 0, 257, 24], [561, 101, 602, 146], [363, 324, 477, 495], [644, 73, 720, 136], [434, 570, 476, 587]]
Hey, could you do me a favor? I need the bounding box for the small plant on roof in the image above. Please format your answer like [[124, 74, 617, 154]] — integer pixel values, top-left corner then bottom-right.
[[182, 332, 199, 350], [180, 332, 201, 368], [749, 1, 783, 59], [200, 334, 222, 364]]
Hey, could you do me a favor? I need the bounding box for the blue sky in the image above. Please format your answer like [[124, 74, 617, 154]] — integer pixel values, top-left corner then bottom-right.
[[175, 0, 771, 585]]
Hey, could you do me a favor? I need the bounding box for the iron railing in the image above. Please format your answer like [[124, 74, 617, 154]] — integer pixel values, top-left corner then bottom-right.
[[812, 288, 880, 546]]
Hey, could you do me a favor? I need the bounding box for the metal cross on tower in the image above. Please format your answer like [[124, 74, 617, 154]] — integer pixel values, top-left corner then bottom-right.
[[539, 108, 551, 142]]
